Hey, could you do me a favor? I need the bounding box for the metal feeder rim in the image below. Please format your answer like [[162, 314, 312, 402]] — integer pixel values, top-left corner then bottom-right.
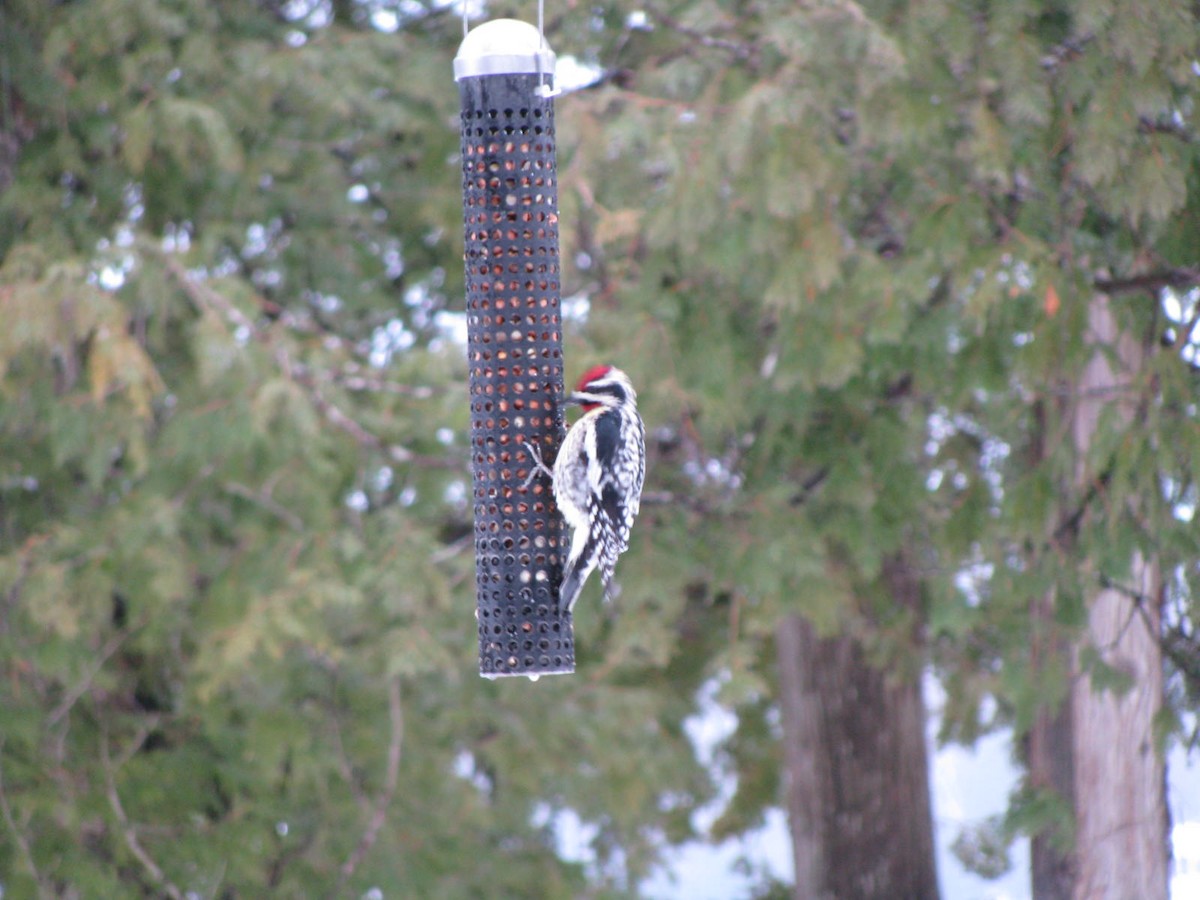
[[454, 18, 556, 81]]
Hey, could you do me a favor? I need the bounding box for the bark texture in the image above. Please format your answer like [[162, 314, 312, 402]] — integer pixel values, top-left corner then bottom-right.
[[777, 608, 938, 900], [1028, 622, 1077, 900], [1065, 296, 1168, 900]]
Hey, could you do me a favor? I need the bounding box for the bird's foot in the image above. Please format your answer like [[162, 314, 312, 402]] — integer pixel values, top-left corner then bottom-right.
[[520, 441, 554, 489]]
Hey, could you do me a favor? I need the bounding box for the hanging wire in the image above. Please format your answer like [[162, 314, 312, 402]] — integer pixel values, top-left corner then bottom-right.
[[535, 0, 560, 98], [460, 0, 548, 48]]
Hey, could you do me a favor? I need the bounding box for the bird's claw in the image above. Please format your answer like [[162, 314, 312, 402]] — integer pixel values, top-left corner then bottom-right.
[[521, 441, 554, 489]]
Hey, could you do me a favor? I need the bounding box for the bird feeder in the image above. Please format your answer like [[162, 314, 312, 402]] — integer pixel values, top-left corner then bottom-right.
[[455, 18, 573, 678]]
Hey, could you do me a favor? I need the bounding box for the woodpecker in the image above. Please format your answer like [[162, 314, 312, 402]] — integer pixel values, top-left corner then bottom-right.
[[525, 365, 646, 615]]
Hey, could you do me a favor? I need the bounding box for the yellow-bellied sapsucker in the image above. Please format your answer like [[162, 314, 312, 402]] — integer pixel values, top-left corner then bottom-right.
[[526, 365, 646, 615]]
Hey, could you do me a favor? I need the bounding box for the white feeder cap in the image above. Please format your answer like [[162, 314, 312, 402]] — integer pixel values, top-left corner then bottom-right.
[[453, 19, 556, 82]]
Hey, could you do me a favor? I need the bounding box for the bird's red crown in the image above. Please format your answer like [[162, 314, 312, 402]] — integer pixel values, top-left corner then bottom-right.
[[575, 364, 613, 391], [572, 365, 615, 412]]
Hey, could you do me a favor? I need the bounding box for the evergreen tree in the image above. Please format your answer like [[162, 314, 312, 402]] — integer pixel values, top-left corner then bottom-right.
[[0, 3, 712, 895], [3, 0, 1199, 897], [557, 0, 1200, 895]]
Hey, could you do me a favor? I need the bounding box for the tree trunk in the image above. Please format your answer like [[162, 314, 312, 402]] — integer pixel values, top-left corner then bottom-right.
[[1070, 554, 1165, 900], [776, 595, 939, 900], [1027, 617, 1077, 900], [1065, 296, 1168, 900], [1030, 295, 1169, 900]]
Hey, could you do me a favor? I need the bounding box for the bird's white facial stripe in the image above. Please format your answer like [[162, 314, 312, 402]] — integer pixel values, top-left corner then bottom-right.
[[576, 369, 636, 405]]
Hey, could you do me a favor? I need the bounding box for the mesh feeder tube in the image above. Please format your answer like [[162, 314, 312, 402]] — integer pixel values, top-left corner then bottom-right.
[[455, 20, 573, 678]]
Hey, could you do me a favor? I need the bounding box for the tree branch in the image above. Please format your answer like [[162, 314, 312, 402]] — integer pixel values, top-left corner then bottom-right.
[[1172, 293, 1200, 354], [1098, 574, 1200, 698], [645, 4, 759, 67], [640, 488, 733, 515], [1094, 267, 1200, 297], [335, 370, 436, 398], [1138, 115, 1195, 143], [429, 531, 474, 565], [222, 481, 305, 532], [0, 542, 35, 636], [338, 678, 404, 888], [0, 739, 44, 894], [1039, 31, 1097, 71], [46, 618, 145, 727], [330, 704, 371, 815], [1050, 466, 1112, 547], [163, 258, 461, 470], [100, 725, 183, 900]]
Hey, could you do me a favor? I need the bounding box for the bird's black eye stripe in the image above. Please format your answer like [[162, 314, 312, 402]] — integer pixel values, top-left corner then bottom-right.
[[582, 382, 626, 402]]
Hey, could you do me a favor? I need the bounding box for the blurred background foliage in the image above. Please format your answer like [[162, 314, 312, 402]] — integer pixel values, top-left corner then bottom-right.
[[1, 0, 1198, 896]]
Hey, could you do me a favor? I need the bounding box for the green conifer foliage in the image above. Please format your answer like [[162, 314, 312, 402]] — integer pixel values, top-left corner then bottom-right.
[[1, 2, 712, 894], [2, 0, 1199, 895]]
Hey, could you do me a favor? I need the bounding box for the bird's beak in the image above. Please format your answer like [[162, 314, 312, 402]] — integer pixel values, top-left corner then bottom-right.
[[563, 393, 583, 407]]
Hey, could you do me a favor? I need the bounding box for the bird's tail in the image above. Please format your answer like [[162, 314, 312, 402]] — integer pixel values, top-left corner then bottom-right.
[[558, 537, 600, 616], [559, 563, 585, 616]]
